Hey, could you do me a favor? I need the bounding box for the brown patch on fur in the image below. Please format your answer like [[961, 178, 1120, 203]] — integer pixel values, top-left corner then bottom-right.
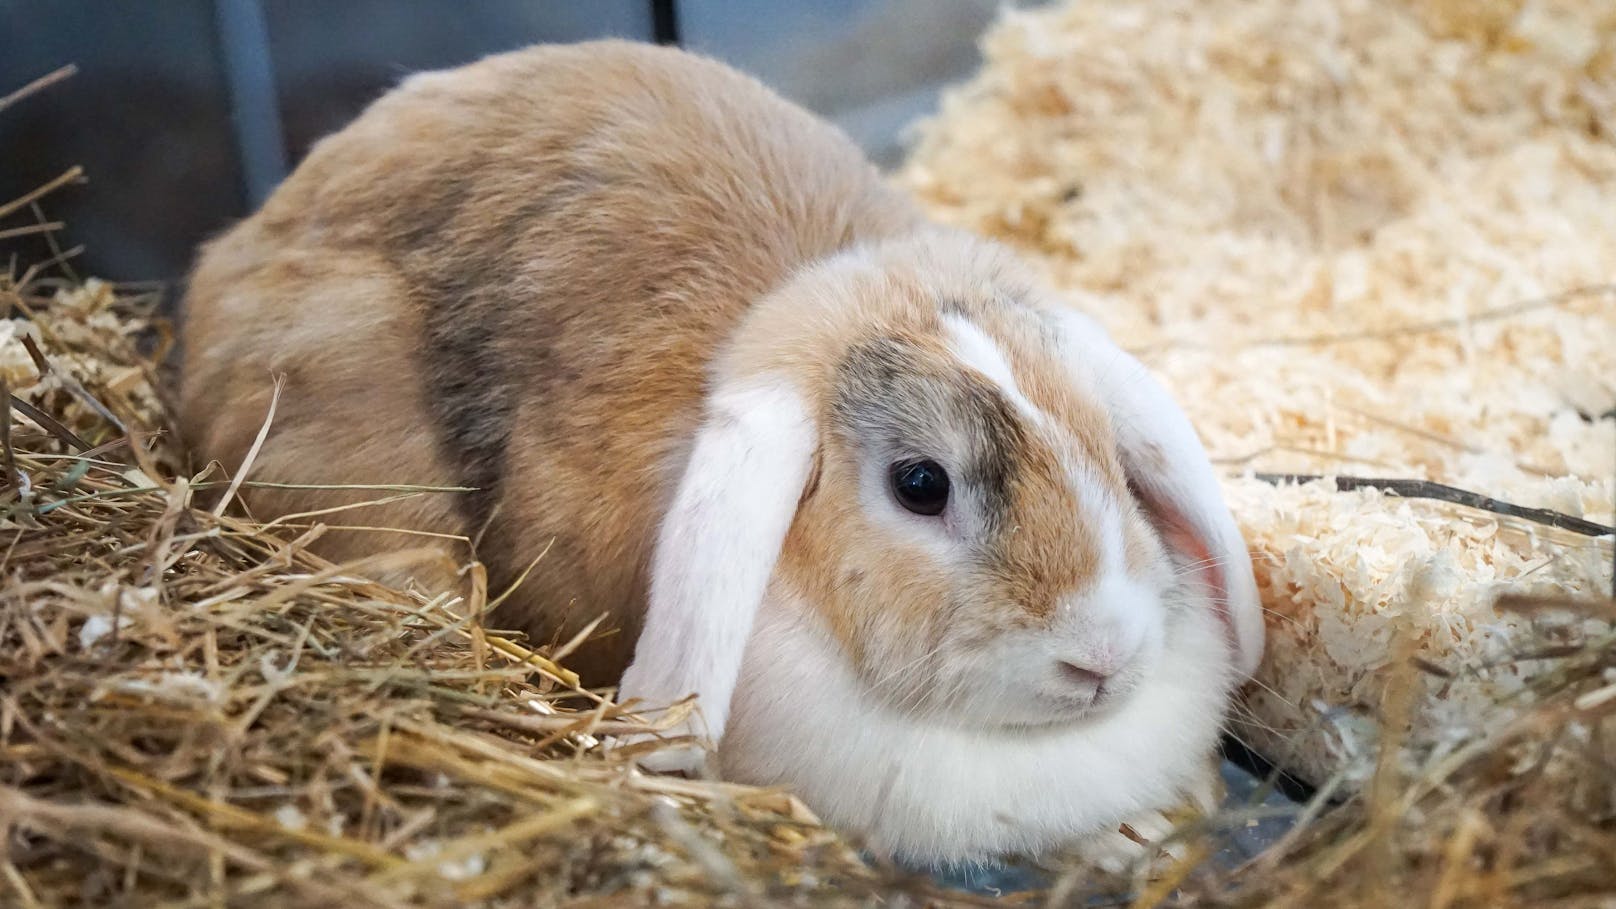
[[179, 242, 470, 598]]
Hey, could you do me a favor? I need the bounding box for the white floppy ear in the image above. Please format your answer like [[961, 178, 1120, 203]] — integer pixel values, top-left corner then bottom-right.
[[1050, 309, 1264, 679], [617, 375, 817, 751]]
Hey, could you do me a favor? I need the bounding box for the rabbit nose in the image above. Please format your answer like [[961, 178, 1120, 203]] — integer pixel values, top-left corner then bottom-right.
[[1056, 661, 1110, 698]]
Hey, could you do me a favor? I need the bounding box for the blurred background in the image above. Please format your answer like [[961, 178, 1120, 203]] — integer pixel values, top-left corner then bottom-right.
[[0, 0, 1049, 286]]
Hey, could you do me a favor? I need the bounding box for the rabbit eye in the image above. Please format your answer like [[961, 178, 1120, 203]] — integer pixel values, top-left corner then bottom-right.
[[890, 459, 950, 516]]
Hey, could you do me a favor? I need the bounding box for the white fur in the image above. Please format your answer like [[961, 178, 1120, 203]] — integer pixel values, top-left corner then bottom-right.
[[1064, 457, 1127, 577], [1059, 573, 1156, 675], [941, 314, 1042, 424], [618, 377, 817, 746], [1047, 309, 1265, 678], [722, 587, 1230, 864]]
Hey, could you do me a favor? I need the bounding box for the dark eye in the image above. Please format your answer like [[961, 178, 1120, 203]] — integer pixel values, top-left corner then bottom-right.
[[889, 459, 950, 516]]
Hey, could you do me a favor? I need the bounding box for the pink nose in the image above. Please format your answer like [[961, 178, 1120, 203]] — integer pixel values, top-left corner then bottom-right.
[[1057, 661, 1110, 698]]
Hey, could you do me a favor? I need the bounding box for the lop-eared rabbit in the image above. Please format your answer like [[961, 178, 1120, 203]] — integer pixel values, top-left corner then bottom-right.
[[180, 41, 1263, 864]]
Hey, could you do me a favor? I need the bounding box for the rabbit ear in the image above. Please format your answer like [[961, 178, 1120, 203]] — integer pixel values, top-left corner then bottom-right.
[[1051, 310, 1264, 679], [618, 375, 817, 745]]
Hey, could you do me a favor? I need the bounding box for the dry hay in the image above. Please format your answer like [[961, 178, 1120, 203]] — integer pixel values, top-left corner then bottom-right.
[[5, 1, 1616, 906]]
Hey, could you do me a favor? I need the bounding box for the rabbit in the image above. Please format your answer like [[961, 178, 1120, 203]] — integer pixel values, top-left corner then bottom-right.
[[177, 40, 1264, 865]]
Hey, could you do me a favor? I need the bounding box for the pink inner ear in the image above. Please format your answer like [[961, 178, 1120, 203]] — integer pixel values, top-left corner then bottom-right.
[[1139, 489, 1243, 662]]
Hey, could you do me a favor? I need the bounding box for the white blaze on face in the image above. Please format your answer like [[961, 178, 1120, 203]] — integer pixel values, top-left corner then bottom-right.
[[940, 313, 1040, 420]]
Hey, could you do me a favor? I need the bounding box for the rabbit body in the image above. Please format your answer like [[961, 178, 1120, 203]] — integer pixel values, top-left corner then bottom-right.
[[180, 41, 1262, 864]]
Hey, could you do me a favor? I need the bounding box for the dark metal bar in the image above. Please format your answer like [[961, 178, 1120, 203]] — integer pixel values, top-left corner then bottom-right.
[[651, 0, 680, 45]]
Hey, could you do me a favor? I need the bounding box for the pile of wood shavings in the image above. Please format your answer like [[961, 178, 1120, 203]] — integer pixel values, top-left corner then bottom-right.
[[899, 0, 1615, 786]]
